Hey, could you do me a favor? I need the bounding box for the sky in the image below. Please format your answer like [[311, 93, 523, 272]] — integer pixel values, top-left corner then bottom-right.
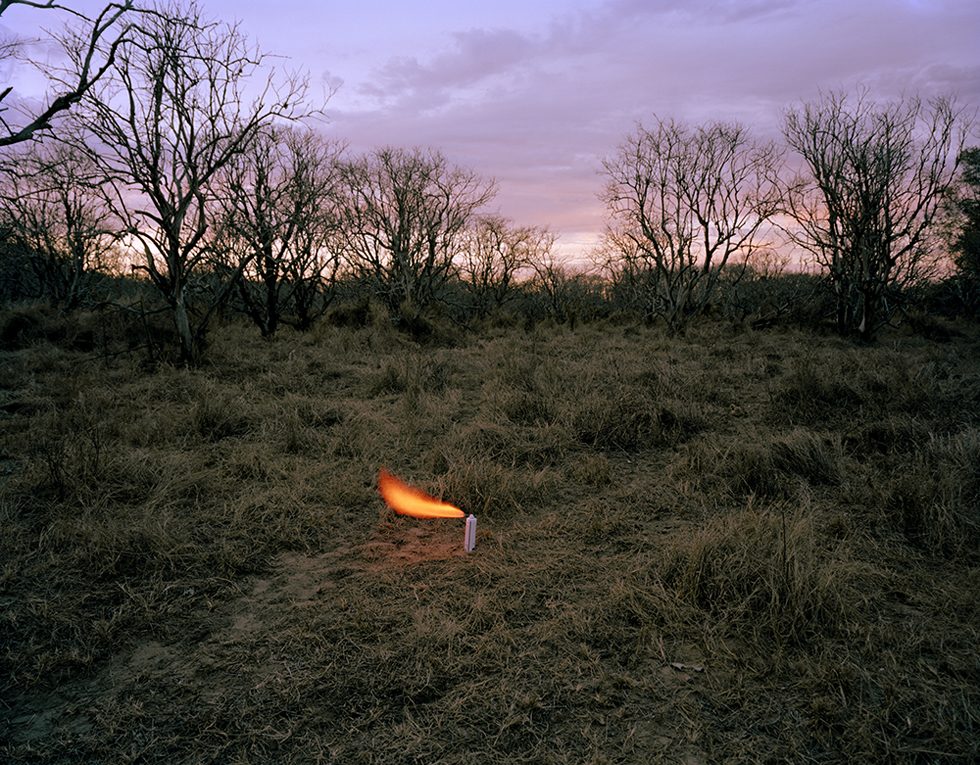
[[2, 0, 979, 262]]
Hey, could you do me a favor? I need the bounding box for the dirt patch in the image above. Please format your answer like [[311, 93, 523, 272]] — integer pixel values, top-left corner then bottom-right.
[[362, 519, 472, 569]]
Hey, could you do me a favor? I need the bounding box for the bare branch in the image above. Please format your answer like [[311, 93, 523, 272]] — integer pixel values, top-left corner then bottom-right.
[[210, 124, 345, 335], [457, 214, 549, 319], [0, 139, 117, 306], [0, 1, 134, 147]]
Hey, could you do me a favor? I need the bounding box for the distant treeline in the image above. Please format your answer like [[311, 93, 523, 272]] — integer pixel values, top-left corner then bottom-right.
[[1, 1, 978, 361]]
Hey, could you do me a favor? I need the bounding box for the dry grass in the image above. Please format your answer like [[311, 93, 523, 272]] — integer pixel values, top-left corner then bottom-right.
[[1, 317, 978, 763]]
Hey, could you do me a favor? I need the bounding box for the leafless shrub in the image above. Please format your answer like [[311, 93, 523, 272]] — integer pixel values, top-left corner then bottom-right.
[[0, 142, 117, 308], [213, 126, 345, 336], [529, 251, 605, 327], [456, 215, 549, 320], [62, 0, 314, 362], [28, 396, 108, 500]]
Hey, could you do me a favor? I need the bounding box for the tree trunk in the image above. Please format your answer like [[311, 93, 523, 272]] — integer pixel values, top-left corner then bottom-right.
[[859, 282, 877, 342], [174, 287, 197, 364], [835, 288, 848, 336], [264, 266, 279, 338]]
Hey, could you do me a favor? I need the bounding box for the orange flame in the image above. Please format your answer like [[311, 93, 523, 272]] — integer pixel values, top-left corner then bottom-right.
[[378, 468, 464, 519]]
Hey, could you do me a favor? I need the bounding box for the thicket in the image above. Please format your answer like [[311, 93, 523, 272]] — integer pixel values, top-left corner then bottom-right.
[[0, 261, 968, 364]]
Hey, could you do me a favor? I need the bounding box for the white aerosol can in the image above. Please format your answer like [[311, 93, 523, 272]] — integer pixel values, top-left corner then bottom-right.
[[464, 514, 477, 553]]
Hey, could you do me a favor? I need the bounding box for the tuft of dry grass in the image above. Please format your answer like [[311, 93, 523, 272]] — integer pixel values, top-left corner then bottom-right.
[[708, 428, 847, 499], [659, 501, 863, 644], [886, 428, 980, 557]]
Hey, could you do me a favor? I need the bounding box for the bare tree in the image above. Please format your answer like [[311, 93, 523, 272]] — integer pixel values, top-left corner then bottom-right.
[[457, 215, 550, 319], [592, 227, 660, 323], [783, 90, 967, 340], [214, 125, 344, 336], [0, 139, 115, 306], [285, 214, 346, 330], [61, 0, 311, 361], [0, 1, 134, 147], [601, 118, 783, 331], [337, 147, 495, 319], [531, 248, 592, 326]]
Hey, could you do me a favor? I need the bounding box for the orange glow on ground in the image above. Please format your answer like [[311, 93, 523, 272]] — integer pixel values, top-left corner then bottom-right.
[[378, 468, 464, 519]]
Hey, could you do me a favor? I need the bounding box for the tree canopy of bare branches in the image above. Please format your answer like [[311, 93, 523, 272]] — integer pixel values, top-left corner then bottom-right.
[[213, 126, 345, 336], [601, 117, 783, 330], [783, 90, 967, 340], [457, 214, 551, 320], [63, 0, 312, 361], [530, 248, 594, 326], [0, 140, 115, 306], [0, 1, 134, 147], [337, 147, 495, 319]]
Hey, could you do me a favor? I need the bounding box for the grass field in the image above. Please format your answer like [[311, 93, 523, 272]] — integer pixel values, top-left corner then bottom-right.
[[1, 314, 978, 763]]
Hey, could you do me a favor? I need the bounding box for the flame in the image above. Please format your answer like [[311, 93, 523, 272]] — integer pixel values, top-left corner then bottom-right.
[[378, 468, 464, 519]]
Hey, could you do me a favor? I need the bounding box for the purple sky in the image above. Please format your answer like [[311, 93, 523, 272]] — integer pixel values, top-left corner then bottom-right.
[[3, 0, 979, 261]]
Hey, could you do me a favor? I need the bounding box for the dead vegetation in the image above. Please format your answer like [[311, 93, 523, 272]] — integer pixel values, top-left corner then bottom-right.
[[1, 315, 978, 763]]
